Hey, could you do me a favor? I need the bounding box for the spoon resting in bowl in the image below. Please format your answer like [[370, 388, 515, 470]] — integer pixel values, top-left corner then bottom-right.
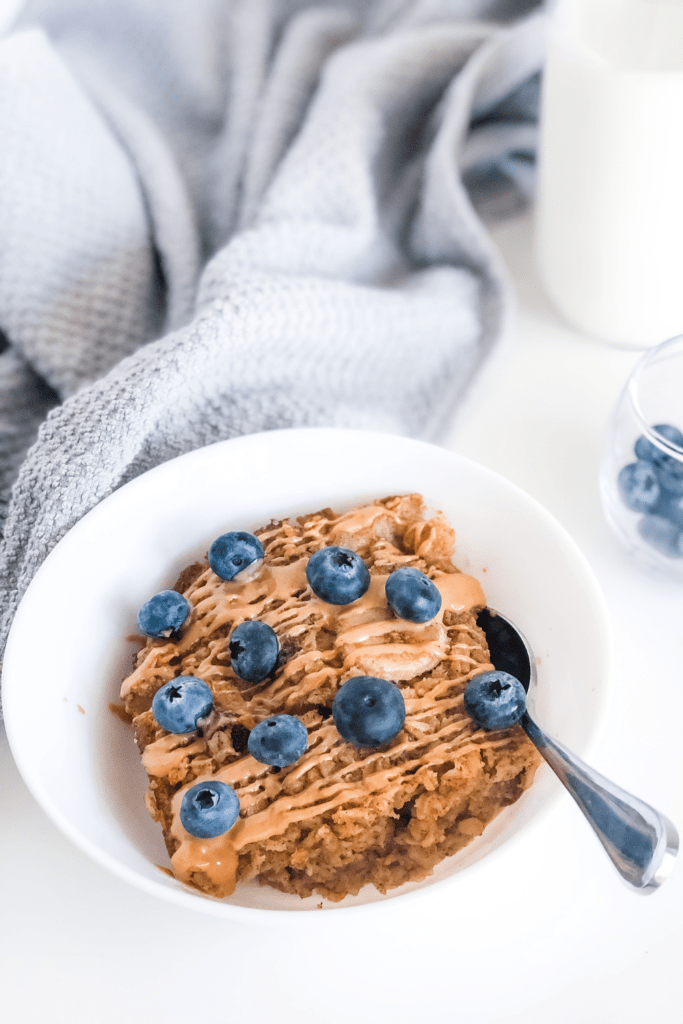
[[472, 609, 678, 894]]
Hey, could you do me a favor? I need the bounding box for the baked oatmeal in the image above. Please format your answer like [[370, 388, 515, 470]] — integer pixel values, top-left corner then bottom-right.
[[120, 494, 541, 901]]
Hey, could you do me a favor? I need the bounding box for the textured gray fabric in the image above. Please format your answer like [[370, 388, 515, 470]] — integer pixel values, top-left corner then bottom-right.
[[0, 0, 546, 708]]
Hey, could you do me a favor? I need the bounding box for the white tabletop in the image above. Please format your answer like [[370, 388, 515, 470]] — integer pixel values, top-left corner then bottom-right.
[[1, 212, 679, 1024]]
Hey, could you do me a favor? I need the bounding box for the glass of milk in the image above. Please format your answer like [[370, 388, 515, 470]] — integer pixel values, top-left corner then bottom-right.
[[535, 0, 683, 348], [600, 333, 683, 579]]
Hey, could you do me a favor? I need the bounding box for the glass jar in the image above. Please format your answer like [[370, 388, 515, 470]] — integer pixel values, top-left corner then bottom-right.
[[600, 333, 683, 580]]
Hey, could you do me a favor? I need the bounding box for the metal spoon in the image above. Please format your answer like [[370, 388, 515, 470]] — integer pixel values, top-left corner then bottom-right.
[[475, 608, 679, 893]]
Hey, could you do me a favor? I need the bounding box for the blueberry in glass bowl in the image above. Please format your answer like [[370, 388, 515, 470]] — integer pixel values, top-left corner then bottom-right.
[[600, 333, 683, 581], [615, 423, 683, 564]]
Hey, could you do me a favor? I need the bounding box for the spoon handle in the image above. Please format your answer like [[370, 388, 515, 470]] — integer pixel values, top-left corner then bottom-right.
[[520, 711, 678, 892]]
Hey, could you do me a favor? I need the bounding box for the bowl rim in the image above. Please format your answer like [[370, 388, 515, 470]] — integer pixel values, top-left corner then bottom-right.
[[2, 427, 614, 924], [627, 333, 683, 462]]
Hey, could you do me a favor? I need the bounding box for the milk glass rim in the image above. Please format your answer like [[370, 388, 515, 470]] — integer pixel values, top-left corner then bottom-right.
[[626, 333, 683, 462]]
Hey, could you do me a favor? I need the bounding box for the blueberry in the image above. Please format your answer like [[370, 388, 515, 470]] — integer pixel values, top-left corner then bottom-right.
[[180, 780, 240, 839], [209, 531, 264, 581], [385, 566, 442, 623], [617, 461, 660, 512], [637, 515, 683, 559], [229, 620, 279, 682], [634, 423, 683, 464], [332, 676, 405, 747], [657, 460, 683, 496], [633, 424, 683, 494], [152, 676, 214, 733], [248, 714, 308, 767], [137, 590, 190, 638], [306, 546, 370, 605], [655, 493, 683, 530], [464, 671, 526, 730]]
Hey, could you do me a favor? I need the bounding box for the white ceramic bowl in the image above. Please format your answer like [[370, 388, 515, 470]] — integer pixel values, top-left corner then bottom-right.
[[3, 429, 612, 923]]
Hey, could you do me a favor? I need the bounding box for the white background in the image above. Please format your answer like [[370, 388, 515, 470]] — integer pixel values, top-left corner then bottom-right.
[[1, 212, 680, 1023]]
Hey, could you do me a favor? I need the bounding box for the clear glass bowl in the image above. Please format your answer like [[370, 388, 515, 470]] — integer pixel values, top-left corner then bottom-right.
[[600, 334, 683, 581]]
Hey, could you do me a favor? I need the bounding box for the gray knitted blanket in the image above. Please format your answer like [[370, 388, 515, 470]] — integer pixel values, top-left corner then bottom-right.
[[0, 0, 545, 707]]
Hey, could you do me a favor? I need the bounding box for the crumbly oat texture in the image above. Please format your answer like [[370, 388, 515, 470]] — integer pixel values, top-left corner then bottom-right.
[[121, 495, 541, 902]]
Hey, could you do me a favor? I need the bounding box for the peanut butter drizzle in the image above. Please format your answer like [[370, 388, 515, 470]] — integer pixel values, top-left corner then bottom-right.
[[171, 838, 239, 897], [142, 734, 206, 777], [124, 500, 498, 896]]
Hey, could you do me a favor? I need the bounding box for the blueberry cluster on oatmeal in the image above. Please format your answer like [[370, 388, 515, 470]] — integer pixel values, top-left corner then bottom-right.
[[120, 494, 540, 902]]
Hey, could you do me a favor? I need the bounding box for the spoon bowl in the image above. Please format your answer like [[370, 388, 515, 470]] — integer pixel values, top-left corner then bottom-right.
[[476, 607, 533, 691], [475, 608, 679, 894]]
